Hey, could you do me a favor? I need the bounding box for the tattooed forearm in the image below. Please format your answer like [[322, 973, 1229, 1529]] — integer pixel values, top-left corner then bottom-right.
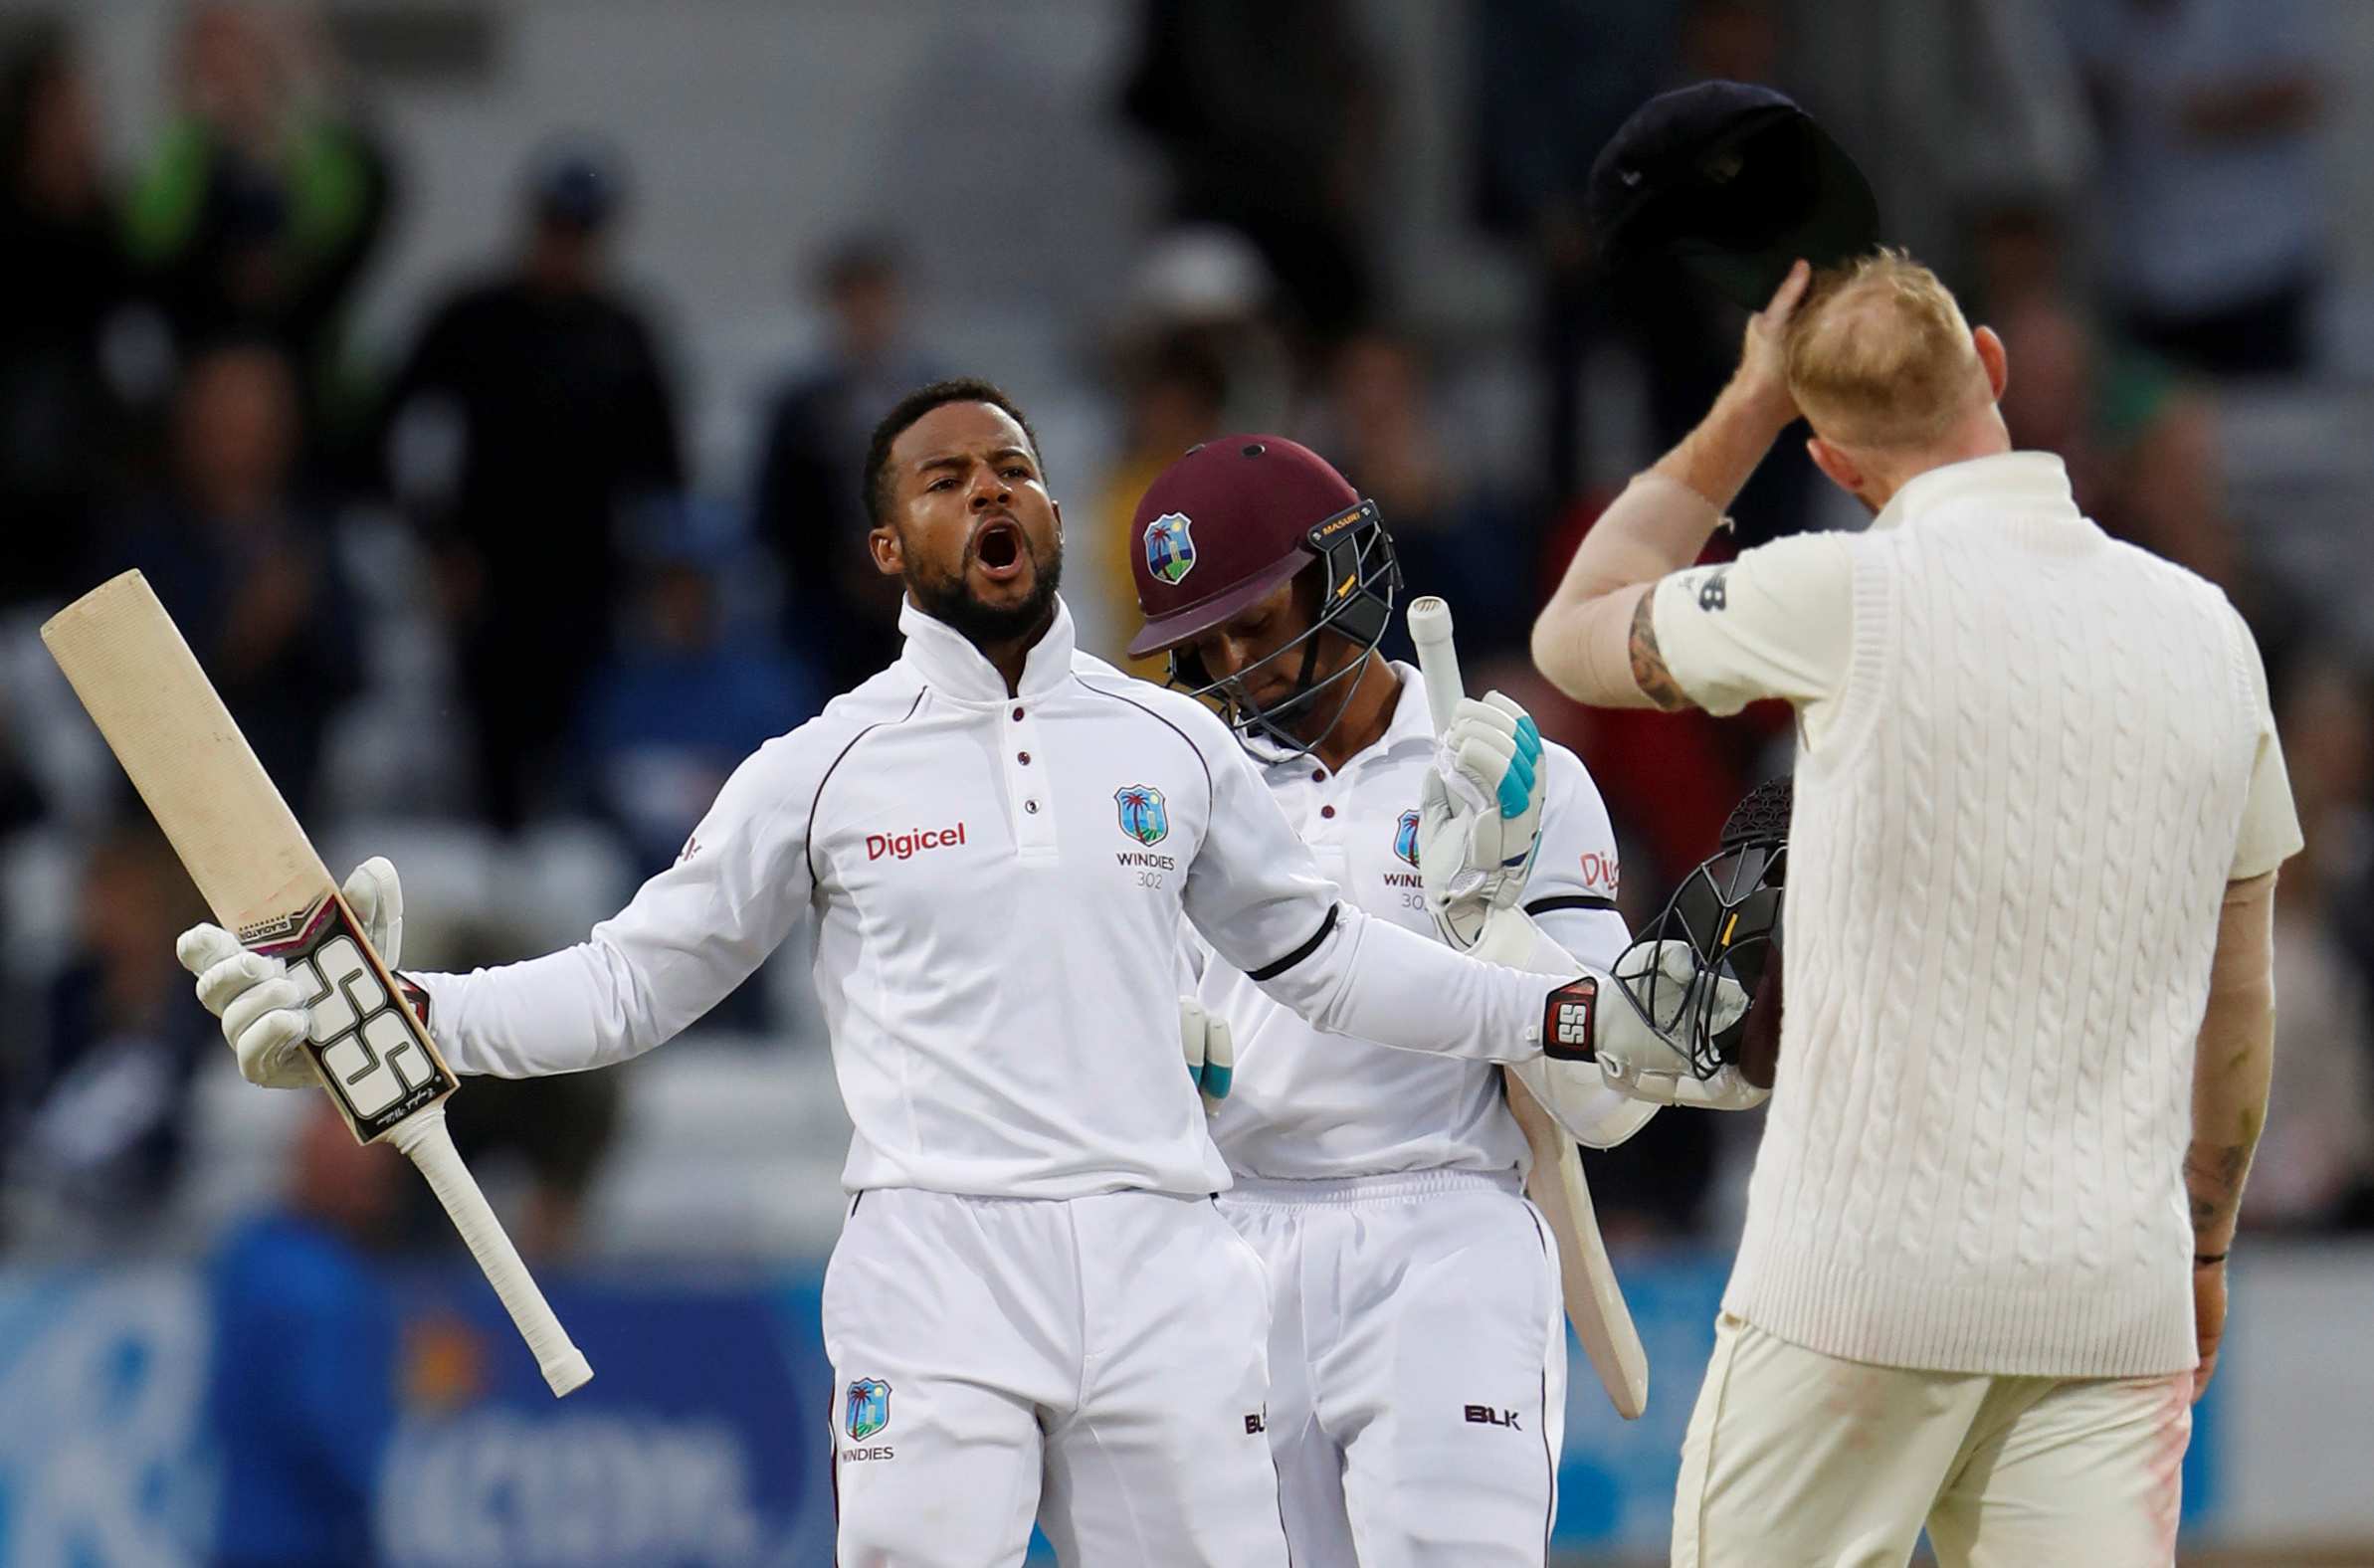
[[2184, 1141, 2253, 1243], [1627, 591, 1691, 712]]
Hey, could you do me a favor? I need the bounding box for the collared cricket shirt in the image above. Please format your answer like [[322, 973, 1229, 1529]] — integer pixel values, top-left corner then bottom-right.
[[1197, 664, 1633, 1180], [415, 600, 1563, 1201]]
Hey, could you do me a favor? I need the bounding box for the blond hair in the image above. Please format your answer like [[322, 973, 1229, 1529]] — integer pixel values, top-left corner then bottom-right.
[[1785, 250, 1985, 451]]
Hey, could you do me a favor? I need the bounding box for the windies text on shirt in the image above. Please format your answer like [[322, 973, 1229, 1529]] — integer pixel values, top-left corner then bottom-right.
[[867, 823, 968, 861]]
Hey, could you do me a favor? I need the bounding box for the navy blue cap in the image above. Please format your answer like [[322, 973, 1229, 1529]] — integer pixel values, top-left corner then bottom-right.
[[1589, 82, 1879, 310]]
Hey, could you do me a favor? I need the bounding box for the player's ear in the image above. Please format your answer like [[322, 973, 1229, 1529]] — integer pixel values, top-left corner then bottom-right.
[[1973, 324, 2009, 403], [1806, 435, 1862, 497], [869, 523, 903, 578], [1050, 497, 1063, 538]]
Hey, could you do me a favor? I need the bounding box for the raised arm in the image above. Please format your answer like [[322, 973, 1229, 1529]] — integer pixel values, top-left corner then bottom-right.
[[1531, 261, 1809, 707]]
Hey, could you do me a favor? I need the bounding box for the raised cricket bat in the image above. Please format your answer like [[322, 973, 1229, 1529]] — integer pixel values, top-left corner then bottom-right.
[[43, 571, 592, 1398], [1408, 594, 1649, 1419]]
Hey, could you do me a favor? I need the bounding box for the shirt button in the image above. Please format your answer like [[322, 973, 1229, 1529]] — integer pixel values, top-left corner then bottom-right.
[[1018, 751, 1032, 765], [1310, 768, 1324, 782], [1012, 705, 1025, 720], [1025, 800, 1040, 814], [1320, 805, 1336, 819]]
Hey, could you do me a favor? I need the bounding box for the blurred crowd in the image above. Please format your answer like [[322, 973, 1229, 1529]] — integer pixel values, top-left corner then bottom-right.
[[2, 0, 2369, 1266]]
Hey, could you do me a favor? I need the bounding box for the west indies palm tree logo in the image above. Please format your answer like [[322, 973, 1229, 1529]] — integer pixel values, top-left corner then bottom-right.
[[1394, 809, 1421, 868], [1144, 511, 1196, 585], [1115, 784, 1169, 846], [846, 1377, 890, 1441]]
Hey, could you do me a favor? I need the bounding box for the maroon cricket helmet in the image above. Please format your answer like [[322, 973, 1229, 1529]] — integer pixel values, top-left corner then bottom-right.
[[1128, 437, 1378, 654], [1125, 435, 1402, 761]]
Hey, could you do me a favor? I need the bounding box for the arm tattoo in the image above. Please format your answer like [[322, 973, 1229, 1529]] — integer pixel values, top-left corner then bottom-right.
[[1628, 590, 1692, 712], [2184, 1142, 2252, 1238]]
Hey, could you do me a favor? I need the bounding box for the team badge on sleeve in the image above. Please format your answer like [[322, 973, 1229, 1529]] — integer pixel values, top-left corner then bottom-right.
[[1144, 511, 1197, 585], [1116, 785, 1170, 846], [846, 1377, 891, 1441], [1393, 809, 1421, 868]]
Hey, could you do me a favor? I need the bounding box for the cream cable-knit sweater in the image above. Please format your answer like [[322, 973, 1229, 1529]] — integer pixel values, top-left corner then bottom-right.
[[1723, 486, 2264, 1377]]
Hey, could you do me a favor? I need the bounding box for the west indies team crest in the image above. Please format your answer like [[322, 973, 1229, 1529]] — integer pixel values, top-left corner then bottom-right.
[[1144, 511, 1196, 585], [1116, 784, 1169, 846], [1394, 808, 1421, 868], [846, 1377, 891, 1441]]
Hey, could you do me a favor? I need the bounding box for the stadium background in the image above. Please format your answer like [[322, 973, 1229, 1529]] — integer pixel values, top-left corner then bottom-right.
[[2, 1, 2371, 1563]]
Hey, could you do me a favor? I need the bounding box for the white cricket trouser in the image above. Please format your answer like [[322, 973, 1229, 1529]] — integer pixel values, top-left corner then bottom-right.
[[1219, 1169, 1567, 1568], [1673, 1313, 2192, 1568], [822, 1186, 1288, 1567]]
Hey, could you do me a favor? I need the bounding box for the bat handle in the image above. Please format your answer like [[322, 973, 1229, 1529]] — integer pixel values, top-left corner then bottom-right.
[[1406, 595, 1464, 735], [391, 1104, 594, 1397]]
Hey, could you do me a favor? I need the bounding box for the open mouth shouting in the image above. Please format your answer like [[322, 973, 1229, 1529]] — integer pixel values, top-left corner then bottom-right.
[[971, 516, 1028, 584]]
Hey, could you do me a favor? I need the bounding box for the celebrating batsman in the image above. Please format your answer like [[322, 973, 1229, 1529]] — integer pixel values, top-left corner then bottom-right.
[[1532, 254, 2302, 1566], [179, 380, 1692, 1567]]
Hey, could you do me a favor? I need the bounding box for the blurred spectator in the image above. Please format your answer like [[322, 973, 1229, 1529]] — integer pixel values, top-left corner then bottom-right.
[[5, 822, 210, 1240], [1495, 0, 1820, 535], [123, 2, 393, 425], [748, 236, 937, 691], [1470, 0, 1677, 497], [0, 25, 135, 607], [1304, 332, 1537, 661], [207, 1101, 402, 1567], [2247, 657, 2374, 1229], [1119, 0, 1381, 346], [384, 137, 685, 831], [1113, 226, 1295, 434], [1087, 333, 1227, 674], [103, 340, 362, 816], [2068, 0, 2327, 377], [584, 501, 821, 877], [1988, 288, 2306, 660]]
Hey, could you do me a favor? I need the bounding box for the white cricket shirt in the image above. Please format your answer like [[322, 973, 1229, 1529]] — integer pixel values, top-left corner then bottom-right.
[[1650, 452, 2305, 1376], [1197, 664, 1635, 1179], [414, 600, 1566, 1201]]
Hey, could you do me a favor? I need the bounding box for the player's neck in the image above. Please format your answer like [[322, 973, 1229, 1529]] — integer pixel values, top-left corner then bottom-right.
[[1306, 653, 1395, 774], [973, 609, 1057, 695]]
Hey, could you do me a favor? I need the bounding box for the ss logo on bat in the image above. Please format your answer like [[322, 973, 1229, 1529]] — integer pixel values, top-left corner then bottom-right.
[[296, 932, 444, 1128]]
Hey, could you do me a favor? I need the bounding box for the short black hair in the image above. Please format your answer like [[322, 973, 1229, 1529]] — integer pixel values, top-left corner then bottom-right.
[[862, 378, 1045, 531]]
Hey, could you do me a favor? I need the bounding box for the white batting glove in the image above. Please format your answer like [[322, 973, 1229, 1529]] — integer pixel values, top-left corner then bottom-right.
[[1179, 997, 1234, 1115], [177, 858, 404, 1090], [1590, 940, 1767, 1111], [1419, 692, 1546, 949]]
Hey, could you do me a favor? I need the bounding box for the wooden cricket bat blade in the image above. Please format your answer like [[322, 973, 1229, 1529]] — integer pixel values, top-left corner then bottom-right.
[[43, 570, 592, 1398], [1507, 1073, 1649, 1418]]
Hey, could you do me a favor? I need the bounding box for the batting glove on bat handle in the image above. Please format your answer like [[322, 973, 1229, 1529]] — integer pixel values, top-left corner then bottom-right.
[[1420, 692, 1546, 948]]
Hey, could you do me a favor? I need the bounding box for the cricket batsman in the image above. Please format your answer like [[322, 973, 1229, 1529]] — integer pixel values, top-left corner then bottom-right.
[[1127, 435, 1766, 1565], [179, 380, 1695, 1567], [1530, 246, 2303, 1566]]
